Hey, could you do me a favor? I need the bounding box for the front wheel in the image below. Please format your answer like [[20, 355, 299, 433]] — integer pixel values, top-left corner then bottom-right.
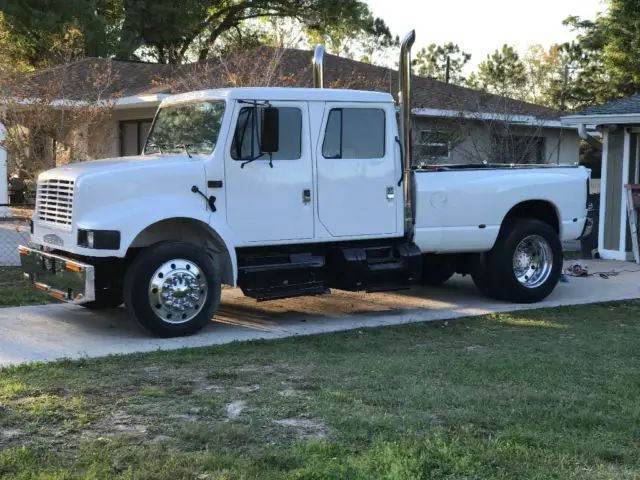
[[473, 219, 563, 303], [123, 241, 221, 337]]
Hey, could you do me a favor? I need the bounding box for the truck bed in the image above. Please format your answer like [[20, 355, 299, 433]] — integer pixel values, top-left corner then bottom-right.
[[412, 164, 590, 254]]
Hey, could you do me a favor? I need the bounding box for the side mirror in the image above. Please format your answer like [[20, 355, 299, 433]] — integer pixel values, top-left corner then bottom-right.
[[260, 107, 279, 153]]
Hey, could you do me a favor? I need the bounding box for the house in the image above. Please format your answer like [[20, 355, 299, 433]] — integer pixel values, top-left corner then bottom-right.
[[562, 94, 640, 261], [5, 46, 580, 181]]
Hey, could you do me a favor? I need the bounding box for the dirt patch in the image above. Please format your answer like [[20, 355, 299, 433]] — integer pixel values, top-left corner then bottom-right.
[[169, 414, 200, 422], [86, 410, 149, 438], [226, 400, 246, 420], [272, 419, 328, 439], [236, 364, 280, 374], [466, 345, 484, 351], [278, 388, 303, 398], [1, 428, 22, 439], [193, 384, 224, 395], [235, 384, 260, 393]]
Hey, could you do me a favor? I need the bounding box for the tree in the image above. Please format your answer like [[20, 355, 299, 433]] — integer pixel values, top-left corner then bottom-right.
[[600, 0, 640, 96], [118, 0, 390, 64], [547, 0, 640, 111], [520, 44, 566, 108], [0, 12, 33, 79], [554, 14, 617, 109], [355, 18, 398, 65], [0, 0, 118, 68], [469, 44, 527, 99], [412, 42, 471, 85], [0, 0, 391, 66], [304, 6, 396, 64]]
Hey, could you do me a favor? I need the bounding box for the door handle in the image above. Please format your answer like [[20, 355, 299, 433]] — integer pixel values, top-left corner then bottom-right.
[[386, 186, 395, 200], [303, 189, 311, 204]]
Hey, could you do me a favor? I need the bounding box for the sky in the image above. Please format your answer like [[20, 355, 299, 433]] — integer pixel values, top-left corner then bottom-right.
[[366, 0, 607, 70]]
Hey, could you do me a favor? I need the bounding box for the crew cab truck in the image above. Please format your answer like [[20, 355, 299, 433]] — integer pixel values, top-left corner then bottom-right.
[[18, 31, 590, 337]]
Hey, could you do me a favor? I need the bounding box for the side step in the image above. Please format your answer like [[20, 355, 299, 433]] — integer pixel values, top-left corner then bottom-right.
[[237, 252, 328, 301], [327, 242, 422, 292]]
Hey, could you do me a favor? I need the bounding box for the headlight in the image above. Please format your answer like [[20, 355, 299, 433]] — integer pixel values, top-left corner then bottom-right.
[[77, 229, 120, 250]]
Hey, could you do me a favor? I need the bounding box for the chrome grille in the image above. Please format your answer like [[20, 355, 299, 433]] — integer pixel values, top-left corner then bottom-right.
[[36, 178, 75, 229]]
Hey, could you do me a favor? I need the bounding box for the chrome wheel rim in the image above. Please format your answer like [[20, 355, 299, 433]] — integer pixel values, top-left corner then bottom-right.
[[148, 259, 208, 324], [512, 235, 553, 289]]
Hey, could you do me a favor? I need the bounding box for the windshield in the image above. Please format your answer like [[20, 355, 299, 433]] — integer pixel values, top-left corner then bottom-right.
[[144, 100, 226, 156]]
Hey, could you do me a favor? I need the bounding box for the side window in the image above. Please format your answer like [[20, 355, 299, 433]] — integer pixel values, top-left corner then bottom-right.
[[322, 108, 385, 159], [230, 106, 302, 160]]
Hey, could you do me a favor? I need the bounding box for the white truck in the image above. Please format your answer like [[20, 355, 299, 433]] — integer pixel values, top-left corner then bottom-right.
[[19, 31, 590, 337]]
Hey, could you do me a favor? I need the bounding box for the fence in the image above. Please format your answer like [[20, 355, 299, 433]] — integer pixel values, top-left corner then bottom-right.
[[0, 211, 32, 267]]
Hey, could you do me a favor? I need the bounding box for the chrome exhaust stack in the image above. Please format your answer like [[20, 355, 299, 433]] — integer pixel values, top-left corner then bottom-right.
[[312, 45, 324, 88], [399, 30, 416, 242]]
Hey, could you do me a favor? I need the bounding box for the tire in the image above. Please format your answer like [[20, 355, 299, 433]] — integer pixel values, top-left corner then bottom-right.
[[81, 289, 124, 310], [470, 252, 502, 300], [477, 219, 563, 303], [123, 241, 221, 337], [420, 255, 455, 287]]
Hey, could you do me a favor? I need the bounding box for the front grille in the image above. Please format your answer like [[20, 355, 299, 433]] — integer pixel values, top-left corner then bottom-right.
[[36, 178, 75, 229]]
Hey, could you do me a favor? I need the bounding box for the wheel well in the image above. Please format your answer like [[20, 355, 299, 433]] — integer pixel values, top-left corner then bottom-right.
[[128, 218, 234, 285], [502, 200, 560, 233]]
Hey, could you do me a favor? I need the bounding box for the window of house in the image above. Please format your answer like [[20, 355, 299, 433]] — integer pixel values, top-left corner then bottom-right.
[[120, 120, 153, 156], [492, 135, 545, 164], [322, 108, 385, 159], [418, 130, 451, 159], [230, 106, 302, 160]]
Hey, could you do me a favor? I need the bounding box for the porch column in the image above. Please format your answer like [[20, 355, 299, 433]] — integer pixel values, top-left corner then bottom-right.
[[0, 122, 10, 217], [619, 127, 631, 255], [597, 129, 608, 256], [599, 126, 638, 261]]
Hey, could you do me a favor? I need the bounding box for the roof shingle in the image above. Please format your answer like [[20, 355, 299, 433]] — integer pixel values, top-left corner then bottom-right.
[[570, 94, 640, 116], [7, 47, 563, 120]]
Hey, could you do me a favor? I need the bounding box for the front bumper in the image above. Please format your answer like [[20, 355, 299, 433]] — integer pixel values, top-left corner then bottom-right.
[[18, 246, 96, 303]]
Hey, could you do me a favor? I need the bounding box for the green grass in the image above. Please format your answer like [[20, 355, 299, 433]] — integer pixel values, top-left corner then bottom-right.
[[2, 301, 640, 479], [0, 267, 53, 307]]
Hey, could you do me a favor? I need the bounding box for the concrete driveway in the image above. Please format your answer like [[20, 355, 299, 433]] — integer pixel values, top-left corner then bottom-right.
[[1, 259, 639, 366]]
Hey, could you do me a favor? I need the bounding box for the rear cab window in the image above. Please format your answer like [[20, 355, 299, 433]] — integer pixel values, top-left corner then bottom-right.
[[322, 108, 386, 159]]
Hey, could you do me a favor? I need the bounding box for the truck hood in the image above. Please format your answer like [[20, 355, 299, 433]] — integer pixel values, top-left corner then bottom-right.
[[38, 154, 196, 182], [36, 154, 208, 228]]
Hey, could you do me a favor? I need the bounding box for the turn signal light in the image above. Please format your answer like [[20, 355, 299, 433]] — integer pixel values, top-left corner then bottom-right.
[[50, 290, 67, 300], [65, 262, 83, 272]]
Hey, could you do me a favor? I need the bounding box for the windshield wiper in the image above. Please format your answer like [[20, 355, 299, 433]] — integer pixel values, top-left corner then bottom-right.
[[182, 144, 193, 158]]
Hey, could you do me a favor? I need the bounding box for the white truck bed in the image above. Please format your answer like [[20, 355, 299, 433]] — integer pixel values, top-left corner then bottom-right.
[[413, 164, 590, 253]]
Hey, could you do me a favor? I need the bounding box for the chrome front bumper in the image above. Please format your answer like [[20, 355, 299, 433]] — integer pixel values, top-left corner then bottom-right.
[[18, 246, 96, 303]]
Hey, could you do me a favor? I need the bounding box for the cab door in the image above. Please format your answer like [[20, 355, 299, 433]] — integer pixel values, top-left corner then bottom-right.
[[315, 103, 399, 237], [224, 101, 314, 245]]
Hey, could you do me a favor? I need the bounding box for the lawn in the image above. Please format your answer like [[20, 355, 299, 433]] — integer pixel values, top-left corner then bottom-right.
[[1, 300, 639, 479], [0, 267, 53, 307]]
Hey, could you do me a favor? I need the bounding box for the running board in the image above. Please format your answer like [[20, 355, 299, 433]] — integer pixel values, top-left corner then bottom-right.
[[237, 252, 327, 301], [327, 242, 422, 292], [250, 285, 330, 302]]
